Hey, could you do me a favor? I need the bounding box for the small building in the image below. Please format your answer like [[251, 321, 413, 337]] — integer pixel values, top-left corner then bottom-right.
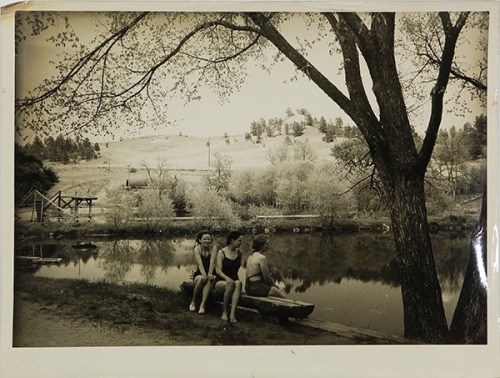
[[125, 179, 150, 190]]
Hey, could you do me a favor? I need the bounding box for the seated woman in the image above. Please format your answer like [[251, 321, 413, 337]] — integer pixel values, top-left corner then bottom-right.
[[189, 230, 217, 314], [245, 234, 285, 298], [214, 230, 244, 323]]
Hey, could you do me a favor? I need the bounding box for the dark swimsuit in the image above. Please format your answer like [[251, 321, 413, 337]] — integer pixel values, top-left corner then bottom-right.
[[245, 273, 272, 297], [245, 255, 272, 296], [192, 251, 211, 279], [216, 249, 241, 281]]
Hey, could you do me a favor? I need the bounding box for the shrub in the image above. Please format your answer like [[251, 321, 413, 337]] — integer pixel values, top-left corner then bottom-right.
[[274, 161, 314, 211], [103, 187, 135, 231], [136, 189, 175, 232], [307, 171, 355, 227], [188, 188, 241, 231]]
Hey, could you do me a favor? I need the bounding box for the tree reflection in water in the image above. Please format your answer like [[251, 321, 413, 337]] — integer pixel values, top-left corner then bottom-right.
[[99, 239, 176, 284], [99, 240, 135, 283], [432, 232, 470, 293], [15, 232, 469, 299], [262, 232, 468, 295], [14, 232, 470, 337], [136, 239, 175, 284]]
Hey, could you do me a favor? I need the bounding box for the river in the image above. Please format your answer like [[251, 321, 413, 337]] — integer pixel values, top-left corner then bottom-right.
[[14, 231, 470, 337]]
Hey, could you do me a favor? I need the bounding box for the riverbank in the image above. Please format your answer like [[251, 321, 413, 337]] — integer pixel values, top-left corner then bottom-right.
[[12, 275, 411, 346], [14, 212, 477, 241]]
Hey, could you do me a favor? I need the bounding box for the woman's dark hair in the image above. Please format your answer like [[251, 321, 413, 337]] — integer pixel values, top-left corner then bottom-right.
[[226, 230, 243, 246], [252, 234, 268, 251], [195, 229, 212, 244]]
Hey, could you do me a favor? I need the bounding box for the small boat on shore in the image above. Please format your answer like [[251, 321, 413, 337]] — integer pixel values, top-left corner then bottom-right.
[[71, 242, 97, 249], [15, 256, 62, 265], [38, 257, 63, 264], [15, 256, 41, 262]]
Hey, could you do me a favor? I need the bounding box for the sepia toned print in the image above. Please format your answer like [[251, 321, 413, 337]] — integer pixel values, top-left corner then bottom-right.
[[2, 2, 499, 378]]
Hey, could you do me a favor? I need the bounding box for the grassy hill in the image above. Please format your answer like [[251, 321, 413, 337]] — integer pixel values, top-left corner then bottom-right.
[[45, 126, 336, 201], [88, 126, 334, 170]]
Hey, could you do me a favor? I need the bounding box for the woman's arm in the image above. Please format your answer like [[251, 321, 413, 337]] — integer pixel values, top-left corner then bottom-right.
[[258, 256, 276, 287], [207, 245, 217, 280], [193, 246, 207, 277]]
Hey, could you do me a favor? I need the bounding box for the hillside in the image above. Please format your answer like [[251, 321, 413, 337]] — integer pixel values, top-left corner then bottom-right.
[[44, 126, 336, 201], [88, 126, 334, 170]]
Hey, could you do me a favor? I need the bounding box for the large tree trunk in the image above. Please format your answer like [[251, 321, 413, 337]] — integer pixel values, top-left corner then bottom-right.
[[248, 11, 469, 343], [387, 171, 449, 342], [447, 188, 487, 343]]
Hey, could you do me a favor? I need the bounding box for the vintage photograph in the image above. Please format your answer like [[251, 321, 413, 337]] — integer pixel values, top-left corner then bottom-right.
[[2, 1, 499, 377]]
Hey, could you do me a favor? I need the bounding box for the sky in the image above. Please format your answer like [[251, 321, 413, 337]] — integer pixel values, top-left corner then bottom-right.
[[14, 10, 487, 142]]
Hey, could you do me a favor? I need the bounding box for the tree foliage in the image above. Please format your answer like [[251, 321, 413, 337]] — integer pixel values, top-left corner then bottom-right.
[[430, 126, 471, 199], [104, 187, 135, 230], [141, 159, 188, 216], [136, 188, 175, 232], [15, 144, 59, 202], [307, 164, 356, 226], [23, 134, 100, 163], [399, 12, 487, 120], [464, 115, 487, 160], [188, 187, 241, 230], [205, 152, 233, 192]]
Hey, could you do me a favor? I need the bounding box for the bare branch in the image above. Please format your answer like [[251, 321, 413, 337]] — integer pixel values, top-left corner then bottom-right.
[[16, 12, 150, 110], [16, 13, 264, 133], [418, 12, 470, 167]]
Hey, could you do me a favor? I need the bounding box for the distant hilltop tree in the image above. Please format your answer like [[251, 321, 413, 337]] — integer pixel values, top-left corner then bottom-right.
[[245, 108, 355, 143]]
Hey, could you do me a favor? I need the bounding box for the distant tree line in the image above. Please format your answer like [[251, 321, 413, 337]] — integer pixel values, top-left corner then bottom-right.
[[23, 134, 101, 164]]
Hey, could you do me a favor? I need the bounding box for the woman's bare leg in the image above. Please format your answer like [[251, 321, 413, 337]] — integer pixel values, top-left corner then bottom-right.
[[230, 281, 242, 323], [269, 286, 286, 298], [199, 280, 213, 313], [190, 276, 206, 310], [215, 281, 234, 321]]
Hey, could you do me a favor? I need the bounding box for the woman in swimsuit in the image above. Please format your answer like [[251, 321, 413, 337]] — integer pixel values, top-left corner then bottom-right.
[[245, 234, 285, 298], [189, 230, 217, 314], [214, 230, 244, 323]]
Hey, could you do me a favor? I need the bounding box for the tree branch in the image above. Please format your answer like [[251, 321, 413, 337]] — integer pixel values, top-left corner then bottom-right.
[[245, 12, 353, 114], [16, 13, 263, 125], [418, 12, 470, 167], [322, 13, 378, 127], [422, 52, 486, 91], [16, 12, 150, 110]]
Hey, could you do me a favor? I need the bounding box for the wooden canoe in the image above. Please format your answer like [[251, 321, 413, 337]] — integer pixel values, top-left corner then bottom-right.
[[15, 256, 62, 264], [15, 256, 41, 262], [71, 242, 97, 249], [180, 281, 314, 322], [38, 257, 63, 264]]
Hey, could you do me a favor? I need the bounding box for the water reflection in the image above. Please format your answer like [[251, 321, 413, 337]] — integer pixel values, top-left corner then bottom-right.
[[264, 233, 401, 292], [99, 239, 176, 284], [15, 232, 470, 336]]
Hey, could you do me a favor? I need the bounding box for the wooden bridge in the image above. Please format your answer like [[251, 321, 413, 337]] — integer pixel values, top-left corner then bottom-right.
[[16, 189, 97, 222]]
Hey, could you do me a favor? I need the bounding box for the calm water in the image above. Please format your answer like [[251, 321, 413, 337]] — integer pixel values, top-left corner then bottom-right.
[[15, 232, 470, 337]]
